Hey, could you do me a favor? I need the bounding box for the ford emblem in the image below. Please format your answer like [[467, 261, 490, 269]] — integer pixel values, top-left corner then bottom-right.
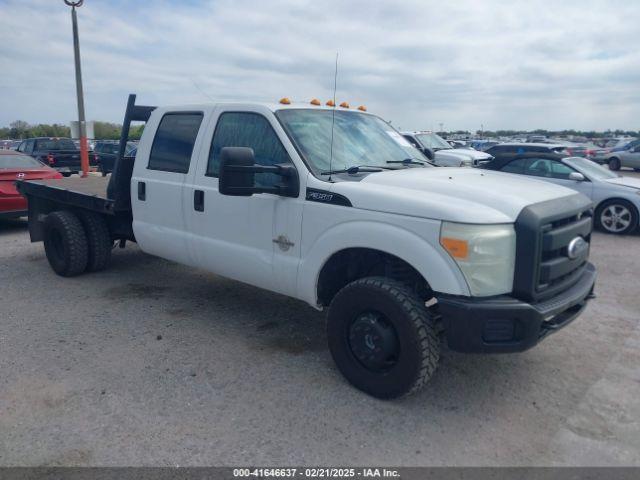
[[567, 236, 588, 260]]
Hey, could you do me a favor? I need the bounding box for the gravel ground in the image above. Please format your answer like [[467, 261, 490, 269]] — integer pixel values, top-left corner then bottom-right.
[[0, 171, 639, 467]]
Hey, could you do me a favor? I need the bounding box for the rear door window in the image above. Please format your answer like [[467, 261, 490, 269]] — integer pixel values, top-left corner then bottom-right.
[[148, 112, 203, 173]]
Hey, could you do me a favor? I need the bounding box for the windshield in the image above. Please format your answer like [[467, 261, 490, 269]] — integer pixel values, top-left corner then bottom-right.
[[36, 138, 77, 151], [416, 133, 451, 150], [276, 109, 428, 175], [0, 154, 44, 169], [564, 157, 618, 180]]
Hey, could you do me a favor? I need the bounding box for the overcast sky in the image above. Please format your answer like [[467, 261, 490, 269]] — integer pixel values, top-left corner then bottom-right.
[[0, 0, 638, 132]]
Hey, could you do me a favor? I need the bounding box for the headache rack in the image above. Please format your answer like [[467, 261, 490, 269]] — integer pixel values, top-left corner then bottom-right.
[[513, 194, 594, 303]]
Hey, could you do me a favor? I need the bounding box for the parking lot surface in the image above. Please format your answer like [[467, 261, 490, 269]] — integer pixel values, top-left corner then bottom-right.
[[1, 173, 639, 467]]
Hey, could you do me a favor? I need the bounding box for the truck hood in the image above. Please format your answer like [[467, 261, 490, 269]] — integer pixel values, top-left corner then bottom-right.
[[331, 168, 582, 224]]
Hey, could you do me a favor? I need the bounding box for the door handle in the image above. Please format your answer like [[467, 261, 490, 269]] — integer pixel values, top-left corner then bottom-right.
[[194, 189, 204, 211], [138, 181, 146, 201]]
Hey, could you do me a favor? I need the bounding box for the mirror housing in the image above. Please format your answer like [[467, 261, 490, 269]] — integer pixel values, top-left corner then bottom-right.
[[219, 147, 299, 197], [569, 172, 585, 182]]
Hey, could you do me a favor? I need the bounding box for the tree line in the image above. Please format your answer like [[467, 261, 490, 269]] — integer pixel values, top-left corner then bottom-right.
[[0, 121, 145, 141]]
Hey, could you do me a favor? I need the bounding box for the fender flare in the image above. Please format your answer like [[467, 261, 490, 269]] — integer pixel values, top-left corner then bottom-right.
[[297, 220, 470, 308]]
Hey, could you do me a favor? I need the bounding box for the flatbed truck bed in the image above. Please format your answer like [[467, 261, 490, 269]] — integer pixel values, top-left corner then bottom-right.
[[15, 94, 155, 243], [19, 176, 113, 214]]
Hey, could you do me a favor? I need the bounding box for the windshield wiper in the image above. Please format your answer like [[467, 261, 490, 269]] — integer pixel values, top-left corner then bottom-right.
[[320, 165, 384, 176], [387, 158, 438, 167], [387, 158, 427, 166]]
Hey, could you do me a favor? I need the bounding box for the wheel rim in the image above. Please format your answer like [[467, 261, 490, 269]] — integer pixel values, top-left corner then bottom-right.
[[600, 204, 632, 233], [348, 311, 400, 372]]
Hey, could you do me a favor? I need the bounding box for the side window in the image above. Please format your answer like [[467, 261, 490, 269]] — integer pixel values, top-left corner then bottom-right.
[[500, 158, 527, 174], [548, 160, 575, 179], [523, 158, 573, 179], [403, 135, 419, 148], [24, 139, 35, 153], [207, 112, 292, 187], [148, 112, 203, 173], [523, 158, 552, 177], [16, 142, 25, 152]]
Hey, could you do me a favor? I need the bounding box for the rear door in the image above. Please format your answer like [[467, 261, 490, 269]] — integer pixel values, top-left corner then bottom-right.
[[131, 110, 206, 264]]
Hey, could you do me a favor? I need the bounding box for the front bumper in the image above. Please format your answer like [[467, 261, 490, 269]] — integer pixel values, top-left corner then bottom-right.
[[436, 262, 596, 353]]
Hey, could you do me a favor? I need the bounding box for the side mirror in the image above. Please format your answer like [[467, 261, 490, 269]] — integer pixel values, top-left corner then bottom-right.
[[219, 147, 299, 197], [422, 147, 435, 161], [219, 147, 255, 196], [569, 172, 585, 182]]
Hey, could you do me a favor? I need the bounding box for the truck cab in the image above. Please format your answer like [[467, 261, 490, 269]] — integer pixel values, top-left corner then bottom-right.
[[18, 95, 597, 399]]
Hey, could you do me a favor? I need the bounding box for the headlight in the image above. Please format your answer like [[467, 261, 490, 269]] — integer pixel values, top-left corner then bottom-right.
[[440, 222, 516, 296]]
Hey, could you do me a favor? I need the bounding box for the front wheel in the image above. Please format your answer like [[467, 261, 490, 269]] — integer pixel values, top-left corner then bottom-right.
[[327, 277, 440, 399], [608, 157, 621, 171], [595, 199, 638, 234]]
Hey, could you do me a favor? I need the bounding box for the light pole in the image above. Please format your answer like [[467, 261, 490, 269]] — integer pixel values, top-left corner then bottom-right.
[[64, 0, 89, 178]]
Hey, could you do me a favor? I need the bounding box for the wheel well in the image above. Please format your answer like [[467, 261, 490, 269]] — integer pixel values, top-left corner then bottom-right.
[[596, 197, 638, 212], [317, 248, 433, 307]]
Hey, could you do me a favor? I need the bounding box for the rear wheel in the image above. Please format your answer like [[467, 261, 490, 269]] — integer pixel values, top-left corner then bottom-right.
[[595, 199, 638, 234], [76, 210, 112, 272], [43, 211, 88, 276], [327, 277, 440, 399], [61, 172, 72, 177], [608, 157, 621, 171]]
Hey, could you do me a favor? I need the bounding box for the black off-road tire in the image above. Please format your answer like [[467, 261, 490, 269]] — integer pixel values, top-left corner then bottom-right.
[[76, 210, 112, 272], [43, 211, 88, 277], [608, 157, 621, 171], [327, 276, 440, 399]]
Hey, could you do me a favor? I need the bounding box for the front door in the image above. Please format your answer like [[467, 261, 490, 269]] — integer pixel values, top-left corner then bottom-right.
[[185, 108, 303, 296], [523, 157, 594, 199]]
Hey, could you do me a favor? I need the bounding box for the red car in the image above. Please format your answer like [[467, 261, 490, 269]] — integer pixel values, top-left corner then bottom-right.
[[0, 150, 62, 219]]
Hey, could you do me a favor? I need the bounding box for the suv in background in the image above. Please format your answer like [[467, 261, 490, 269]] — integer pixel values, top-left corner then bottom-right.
[[402, 131, 493, 167], [94, 140, 137, 176]]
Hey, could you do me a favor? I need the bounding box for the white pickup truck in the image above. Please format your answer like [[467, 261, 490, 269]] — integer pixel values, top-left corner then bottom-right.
[[18, 95, 597, 399]]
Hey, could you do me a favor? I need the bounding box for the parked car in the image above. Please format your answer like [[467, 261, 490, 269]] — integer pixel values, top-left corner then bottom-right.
[[0, 150, 62, 219], [15, 137, 97, 176], [587, 138, 638, 165], [484, 143, 568, 157], [402, 131, 493, 166], [17, 94, 596, 399], [602, 139, 640, 171], [481, 152, 640, 234], [94, 140, 137, 176]]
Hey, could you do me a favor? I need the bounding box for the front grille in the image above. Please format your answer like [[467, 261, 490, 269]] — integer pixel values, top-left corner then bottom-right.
[[513, 194, 594, 302]]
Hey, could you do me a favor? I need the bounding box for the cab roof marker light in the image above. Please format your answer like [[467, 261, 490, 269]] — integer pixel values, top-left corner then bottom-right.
[[310, 98, 321, 106], [279, 97, 291, 105], [357, 105, 367, 111], [340, 102, 350, 108], [326, 100, 335, 107]]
